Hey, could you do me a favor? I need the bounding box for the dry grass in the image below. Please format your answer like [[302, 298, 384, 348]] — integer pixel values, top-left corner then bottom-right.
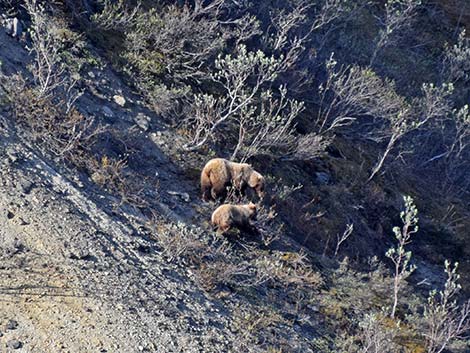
[[4, 74, 101, 165], [1, 73, 151, 210], [88, 155, 149, 208]]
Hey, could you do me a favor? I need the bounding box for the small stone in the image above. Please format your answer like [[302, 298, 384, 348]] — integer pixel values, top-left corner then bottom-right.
[[68, 247, 90, 260], [6, 148, 18, 163], [6, 319, 18, 330], [7, 339, 22, 349], [134, 113, 151, 131], [309, 304, 320, 312], [167, 191, 190, 203], [314, 172, 331, 185], [6, 210, 15, 220], [87, 71, 96, 79], [19, 179, 34, 194], [102, 106, 114, 118], [12, 238, 24, 253], [113, 95, 126, 107]]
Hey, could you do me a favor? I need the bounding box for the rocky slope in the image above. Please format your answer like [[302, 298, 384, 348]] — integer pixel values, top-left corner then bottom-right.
[[0, 27, 316, 352], [1, 1, 469, 352], [0, 27, 232, 352], [0, 116, 235, 352]]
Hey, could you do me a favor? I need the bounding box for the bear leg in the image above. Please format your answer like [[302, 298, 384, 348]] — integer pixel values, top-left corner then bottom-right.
[[201, 184, 212, 201], [211, 185, 227, 201], [217, 223, 231, 235], [241, 223, 259, 236]]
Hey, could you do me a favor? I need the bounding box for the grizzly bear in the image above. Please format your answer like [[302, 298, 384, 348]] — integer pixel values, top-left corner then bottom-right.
[[200, 158, 265, 201], [211, 202, 258, 235]]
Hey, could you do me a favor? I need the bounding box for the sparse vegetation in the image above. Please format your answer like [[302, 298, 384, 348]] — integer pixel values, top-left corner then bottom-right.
[[370, 0, 422, 66], [422, 261, 470, 353], [0, 0, 469, 351], [1, 73, 99, 164]]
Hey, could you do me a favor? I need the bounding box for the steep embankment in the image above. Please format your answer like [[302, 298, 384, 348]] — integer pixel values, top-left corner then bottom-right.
[[0, 116, 241, 352], [0, 27, 315, 352], [0, 28, 236, 352], [1, 2, 470, 352]]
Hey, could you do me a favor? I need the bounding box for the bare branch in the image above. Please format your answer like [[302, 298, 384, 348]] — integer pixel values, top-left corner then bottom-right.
[[334, 223, 354, 258]]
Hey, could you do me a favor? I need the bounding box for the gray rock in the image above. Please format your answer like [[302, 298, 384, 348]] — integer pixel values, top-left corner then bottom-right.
[[167, 191, 190, 203], [149, 132, 164, 145], [1, 17, 22, 38], [113, 95, 126, 107], [309, 304, 320, 312], [102, 106, 114, 118], [314, 172, 331, 185], [7, 339, 22, 349], [6, 148, 18, 163], [68, 247, 91, 260], [19, 179, 34, 194], [5, 319, 18, 330], [134, 113, 151, 131]]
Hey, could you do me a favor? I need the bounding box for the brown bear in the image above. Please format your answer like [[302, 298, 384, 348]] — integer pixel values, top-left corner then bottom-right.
[[200, 158, 265, 201], [211, 202, 258, 235]]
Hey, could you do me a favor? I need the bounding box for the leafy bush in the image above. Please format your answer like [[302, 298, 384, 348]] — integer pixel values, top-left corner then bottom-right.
[[183, 44, 329, 161], [92, 0, 249, 117], [441, 29, 470, 85]]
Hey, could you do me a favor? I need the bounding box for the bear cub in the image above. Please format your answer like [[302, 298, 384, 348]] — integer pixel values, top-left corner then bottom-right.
[[201, 158, 265, 201], [211, 202, 258, 235]]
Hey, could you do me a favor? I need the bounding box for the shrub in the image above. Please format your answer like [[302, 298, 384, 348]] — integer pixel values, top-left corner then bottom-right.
[[441, 29, 470, 85], [3, 74, 99, 164], [316, 56, 408, 135], [422, 261, 470, 353], [24, 0, 82, 103], [254, 250, 323, 289], [92, 1, 263, 120], [370, 0, 422, 66], [183, 45, 328, 161], [91, 0, 139, 31], [121, 1, 229, 84], [386, 195, 419, 319], [355, 312, 401, 353], [152, 222, 206, 263]]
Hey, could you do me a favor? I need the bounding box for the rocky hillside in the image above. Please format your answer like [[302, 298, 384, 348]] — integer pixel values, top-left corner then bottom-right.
[[0, 1, 469, 352]]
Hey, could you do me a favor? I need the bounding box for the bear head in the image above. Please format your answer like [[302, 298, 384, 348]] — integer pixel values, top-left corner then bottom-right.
[[246, 202, 258, 220], [248, 171, 265, 199]]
